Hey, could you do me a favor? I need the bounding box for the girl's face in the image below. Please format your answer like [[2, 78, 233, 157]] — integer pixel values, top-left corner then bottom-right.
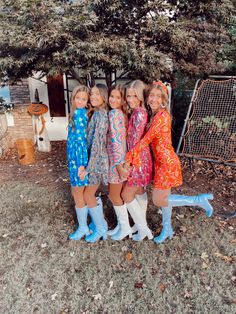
[[90, 87, 104, 108], [148, 88, 163, 113], [126, 88, 141, 109], [74, 91, 88, 109], [109, 89, 122, 109]]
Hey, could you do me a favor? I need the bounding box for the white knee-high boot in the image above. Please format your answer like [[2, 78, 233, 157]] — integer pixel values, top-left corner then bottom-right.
[[126, 198, 153, 241], [111, 204, 132, 240]]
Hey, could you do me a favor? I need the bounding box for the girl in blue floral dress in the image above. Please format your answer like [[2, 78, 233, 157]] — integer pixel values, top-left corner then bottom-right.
[[67, 85, 91, 241]]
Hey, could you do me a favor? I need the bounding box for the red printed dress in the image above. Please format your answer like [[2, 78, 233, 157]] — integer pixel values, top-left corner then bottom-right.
[[126, 107, 153, 187], [126, 109, 182, 190]]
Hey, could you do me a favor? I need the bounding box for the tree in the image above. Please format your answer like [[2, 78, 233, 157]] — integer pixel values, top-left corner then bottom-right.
[[0, 0, 234, 85]]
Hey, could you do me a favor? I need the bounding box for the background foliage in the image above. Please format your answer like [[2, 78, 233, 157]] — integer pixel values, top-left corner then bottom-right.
[[0, 0, 235, 85]]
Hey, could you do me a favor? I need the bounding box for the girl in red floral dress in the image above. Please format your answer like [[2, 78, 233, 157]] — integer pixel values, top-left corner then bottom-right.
[[121, 80, 153, 241]]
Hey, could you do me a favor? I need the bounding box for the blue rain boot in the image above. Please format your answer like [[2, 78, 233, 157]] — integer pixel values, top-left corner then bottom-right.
[[69, 205, 90, 240], [154, 206, 173, 244], [169, 193, 214, 217], [88, 197, 102, 233], [85, 203, 108, 243], [111, 204, 132, 240]]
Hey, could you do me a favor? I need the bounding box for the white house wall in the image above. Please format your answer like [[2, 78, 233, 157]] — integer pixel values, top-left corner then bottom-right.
[[28, 74, 69, 141]]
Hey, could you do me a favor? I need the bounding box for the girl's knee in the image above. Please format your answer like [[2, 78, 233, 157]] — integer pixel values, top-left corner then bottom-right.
[[108, 193, 123, 206], [121, 191, 133, 204], [108, 193, 116, 204], [83, 189, 90, 204], [152, 195, 169, 207]]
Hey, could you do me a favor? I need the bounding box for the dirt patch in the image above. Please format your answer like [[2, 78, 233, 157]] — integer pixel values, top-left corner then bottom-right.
[[0, 142, 235, 313]]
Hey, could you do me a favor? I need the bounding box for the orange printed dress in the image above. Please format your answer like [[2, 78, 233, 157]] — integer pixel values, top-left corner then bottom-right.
[[126, 109, 182, 190]]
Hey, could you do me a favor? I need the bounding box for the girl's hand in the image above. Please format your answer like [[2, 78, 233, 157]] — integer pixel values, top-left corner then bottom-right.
[[78, 166, 87, 180], [116, 164, 129, 180]]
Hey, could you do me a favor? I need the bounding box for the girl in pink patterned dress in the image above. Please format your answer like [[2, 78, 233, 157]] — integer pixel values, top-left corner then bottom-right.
[[121, 80, 153, 241], [107, 84, 132, 240]]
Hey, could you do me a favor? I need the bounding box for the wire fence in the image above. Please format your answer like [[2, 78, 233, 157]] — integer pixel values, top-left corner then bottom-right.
[[179, 79, 236, 163]]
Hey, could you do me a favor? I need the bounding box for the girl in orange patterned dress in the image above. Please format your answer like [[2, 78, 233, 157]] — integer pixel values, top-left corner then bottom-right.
[[126, 82, 214, 244]]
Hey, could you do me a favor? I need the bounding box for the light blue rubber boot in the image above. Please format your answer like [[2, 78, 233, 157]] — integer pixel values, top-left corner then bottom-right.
[[168, 193, 214, 217], [69, 206, 90, 240], [88, 197, 102, 233], [154, 206, 173, 244], [85, 203, 108, 243]]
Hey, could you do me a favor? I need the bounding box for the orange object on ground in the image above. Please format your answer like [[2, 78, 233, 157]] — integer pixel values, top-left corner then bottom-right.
[[16, 139, 35, 165], [126, 109, 182, 190]]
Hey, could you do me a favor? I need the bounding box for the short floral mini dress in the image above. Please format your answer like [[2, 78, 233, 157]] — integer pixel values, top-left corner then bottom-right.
[[66, 107, 88, 187], [107, 109, 127, 184], [126, 107, 153, 187], [86, 108, 109, 185]]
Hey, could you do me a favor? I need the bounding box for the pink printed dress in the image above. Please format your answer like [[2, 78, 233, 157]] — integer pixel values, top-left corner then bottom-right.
[[126, 107, 153, 186], [107, 109, 127, 184]]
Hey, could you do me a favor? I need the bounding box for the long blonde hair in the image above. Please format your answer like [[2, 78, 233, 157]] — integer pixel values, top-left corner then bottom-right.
[[125, 80, 147, 110], [69, 85, 90, 127]]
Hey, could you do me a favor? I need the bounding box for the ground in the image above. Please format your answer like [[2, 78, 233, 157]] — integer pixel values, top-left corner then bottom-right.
[[0, 142, 235, 314]]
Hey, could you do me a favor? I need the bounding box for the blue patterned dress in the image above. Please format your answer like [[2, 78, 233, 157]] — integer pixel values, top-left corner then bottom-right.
[[66, 108, 88, 187], [86, 108, 109, 185]]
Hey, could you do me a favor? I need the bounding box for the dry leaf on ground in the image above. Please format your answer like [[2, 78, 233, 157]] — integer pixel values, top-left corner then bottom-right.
[[125, 252, 133, 261], [214, 252, 234, 263], [159, 284, 167, 293]]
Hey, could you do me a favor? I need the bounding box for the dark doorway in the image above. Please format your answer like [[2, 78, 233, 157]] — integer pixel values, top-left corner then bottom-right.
[[47, 75, 66, 117]]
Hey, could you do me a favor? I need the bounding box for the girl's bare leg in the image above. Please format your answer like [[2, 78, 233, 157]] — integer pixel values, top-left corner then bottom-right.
[[108, 183, 124, 206], [84, 184, 100, 208], [135, 186, 145, 196], [72, 186, 86, 208], [121, 184, 142, 203], [152, 188, 171, 207]]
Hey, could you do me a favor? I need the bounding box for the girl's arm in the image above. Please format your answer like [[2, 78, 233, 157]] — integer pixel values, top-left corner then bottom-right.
[[86, 115, 95, 153], [74, 110, 88, 168], [126, 111, 165, 166]]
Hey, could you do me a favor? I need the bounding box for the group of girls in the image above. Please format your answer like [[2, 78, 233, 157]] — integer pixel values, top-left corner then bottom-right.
[[66, 80, 214, 244]]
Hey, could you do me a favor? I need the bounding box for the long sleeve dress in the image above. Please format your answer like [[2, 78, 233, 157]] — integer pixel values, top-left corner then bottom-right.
[[107, 109, 127, 184], [66, 107, 88, 187], [126, 109, 182, 190], [86, 108, 109, 185], [126, 107, 153, 187]]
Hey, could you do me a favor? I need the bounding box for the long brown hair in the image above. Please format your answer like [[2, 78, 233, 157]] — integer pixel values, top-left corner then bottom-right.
[[69, 85, 90, 128], [91, 84, 108, 109], [109, 83, 128, 128]]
